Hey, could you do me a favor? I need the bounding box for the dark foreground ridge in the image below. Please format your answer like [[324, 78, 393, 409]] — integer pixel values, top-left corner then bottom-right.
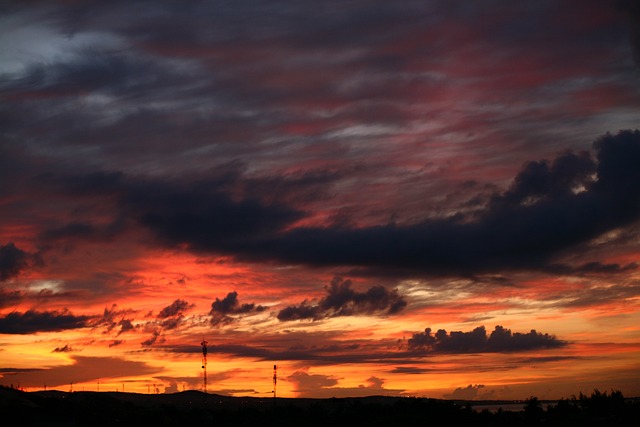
[[1, 386, 638, 426]]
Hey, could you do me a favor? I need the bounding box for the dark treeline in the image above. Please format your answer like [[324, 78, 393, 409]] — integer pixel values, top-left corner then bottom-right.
[[1, 386, 638, 426]]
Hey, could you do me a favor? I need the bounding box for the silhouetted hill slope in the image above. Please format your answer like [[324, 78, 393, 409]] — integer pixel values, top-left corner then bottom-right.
[[2, 386, 638, 427]]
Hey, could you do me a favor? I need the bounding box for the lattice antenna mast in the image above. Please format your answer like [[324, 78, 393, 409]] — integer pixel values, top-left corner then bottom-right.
[[201, 338, 208, 394], [273, 364, 277, 407]]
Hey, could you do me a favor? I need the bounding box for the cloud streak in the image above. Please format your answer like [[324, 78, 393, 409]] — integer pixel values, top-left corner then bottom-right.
[[1, 356, 160, 388]]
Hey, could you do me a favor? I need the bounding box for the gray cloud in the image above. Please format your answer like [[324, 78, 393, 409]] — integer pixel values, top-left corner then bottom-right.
[[408, 325, 566, 354], [209, 291, 267, 326], [277, 277, 407, 321], [0, 242, 41, 282], [92, 304, 136, 334], [157, 299, 194, 319], [210, 291, 265, 315], [0, 309, 93, 334]]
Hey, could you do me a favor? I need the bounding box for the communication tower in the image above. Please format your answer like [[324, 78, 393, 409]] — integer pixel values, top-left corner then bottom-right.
[[201, 338, 208, 393], [273, 364, 277, 407]]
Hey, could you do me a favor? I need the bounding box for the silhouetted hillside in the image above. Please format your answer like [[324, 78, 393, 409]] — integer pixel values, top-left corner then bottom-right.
[[1, 386, 638, 426]]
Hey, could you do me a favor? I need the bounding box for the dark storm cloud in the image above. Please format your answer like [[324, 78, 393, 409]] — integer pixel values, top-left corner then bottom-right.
[[38, 220, 126, 242], [131, 183, 304, 249], [45, 171, 127, 197], [38, 222, 97, 241], [3, 0, 639, 282], [407, 325, 565, 354], [26, 129, 640, 279], [494, 150, 596, 205], [37, 170, 306, 251], [277, 277, 406, 321], [38, 128, 638, 279], [0, 243, 41, 281], [0, 309, 93, 334], [224, 131, 640, 276], [618, 0, 640, 66], [209, 291, 266, 326]]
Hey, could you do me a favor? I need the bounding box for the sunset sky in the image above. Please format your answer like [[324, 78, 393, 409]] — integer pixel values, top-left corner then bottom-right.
[[1, 0, 640, 400]]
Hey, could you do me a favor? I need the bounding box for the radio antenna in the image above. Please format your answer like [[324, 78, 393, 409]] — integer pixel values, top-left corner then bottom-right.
[[273, 364, 277, 408], [201, 338, 208, 393]]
